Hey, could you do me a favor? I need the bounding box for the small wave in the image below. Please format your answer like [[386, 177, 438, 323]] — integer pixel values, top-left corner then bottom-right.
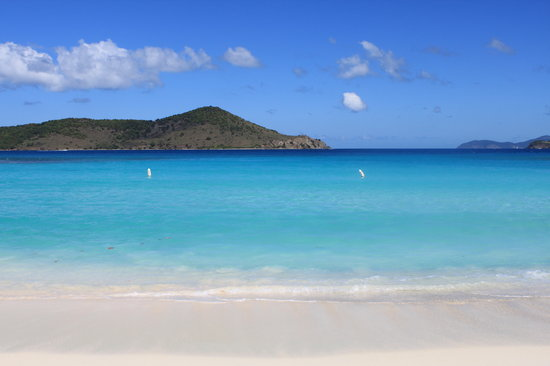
[[523, 270, 550, 280], [2, 279, 550, 303], [2, 267, 550, 302]]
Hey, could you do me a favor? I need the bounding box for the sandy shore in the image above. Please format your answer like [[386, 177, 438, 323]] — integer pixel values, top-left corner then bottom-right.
[[2, 347, 550, 366], [1, 298, 549, 364]]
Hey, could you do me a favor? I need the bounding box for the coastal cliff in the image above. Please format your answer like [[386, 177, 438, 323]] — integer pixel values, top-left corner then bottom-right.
[[0, 106, 329, 150]]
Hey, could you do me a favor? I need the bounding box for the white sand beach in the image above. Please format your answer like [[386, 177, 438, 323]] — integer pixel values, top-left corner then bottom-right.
[[1, 298, 549, 365], [2, 347, 550, 366]]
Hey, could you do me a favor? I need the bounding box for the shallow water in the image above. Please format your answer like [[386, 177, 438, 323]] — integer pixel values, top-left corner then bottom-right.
[[1, 149, 549, 301]]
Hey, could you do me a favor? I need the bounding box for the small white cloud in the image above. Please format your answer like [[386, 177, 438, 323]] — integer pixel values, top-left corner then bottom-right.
[[223, 47, 260, 67], [488, 38, 514, 54], [328, 37, 337, 44], [423, 46, 454, 56], [417, 70, 449, 85], [0, 40, 213, 91], [361, 41, 383, 58], [342, 92, 367, 112], [360, 41, 406, 80], [337, 55, 369, 79], [23, 100, 41, 106], [418, 70, 433, 79], [69, 97, 90, 103]]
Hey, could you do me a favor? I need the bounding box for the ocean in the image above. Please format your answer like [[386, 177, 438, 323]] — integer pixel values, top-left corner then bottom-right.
[[1, 149, 549, 302]]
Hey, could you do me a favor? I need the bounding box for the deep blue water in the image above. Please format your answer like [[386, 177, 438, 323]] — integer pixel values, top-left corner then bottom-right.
[[1, 149, 549, 301]]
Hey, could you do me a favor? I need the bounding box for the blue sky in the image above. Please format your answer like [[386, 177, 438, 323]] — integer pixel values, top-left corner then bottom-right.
[[0, 0, 548, 147]]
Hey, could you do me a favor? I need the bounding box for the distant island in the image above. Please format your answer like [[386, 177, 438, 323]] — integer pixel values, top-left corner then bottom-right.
[[0, 106, 329, 150], [457, 135, 550, 149]]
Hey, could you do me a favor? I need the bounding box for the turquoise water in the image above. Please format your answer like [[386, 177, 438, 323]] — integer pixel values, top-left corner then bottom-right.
[[1, 149, 549, 301]]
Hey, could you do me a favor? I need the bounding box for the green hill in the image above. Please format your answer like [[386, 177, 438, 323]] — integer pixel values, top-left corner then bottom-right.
[[0, 106, 329, 150]]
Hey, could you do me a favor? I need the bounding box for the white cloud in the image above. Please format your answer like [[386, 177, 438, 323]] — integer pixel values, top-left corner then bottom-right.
[[337, 55, 369, 79], [0, 39, 213, 91], [56, 40, 145, 90], [488, 38, 514, 54], [360, 41, 406, 79], [361, 41, 383, 58], [223, 46, 260, 67], [0, 42, 64, 90], [134, 46, 212, 72], [342, 92, 367, 112]]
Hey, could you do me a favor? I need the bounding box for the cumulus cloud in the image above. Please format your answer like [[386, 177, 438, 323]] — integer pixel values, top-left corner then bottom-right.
[[488, 38, 514, 54], [133, 46, 212, 72], [0, 39, 213, 91], [342, 92, 367, 112], [0, 42, 64, 90], [338, 55, 369, 79], [360, 41, 406, 80], [223, 46, 260, 67]]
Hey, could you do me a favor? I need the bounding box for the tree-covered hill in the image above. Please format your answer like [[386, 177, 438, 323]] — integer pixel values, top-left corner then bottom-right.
[[0, 106, 329, 150]]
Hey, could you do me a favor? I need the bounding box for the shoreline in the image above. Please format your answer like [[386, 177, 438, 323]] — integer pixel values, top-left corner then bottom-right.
[[0, 147, 331, 152], [2, 147, 550, 151]]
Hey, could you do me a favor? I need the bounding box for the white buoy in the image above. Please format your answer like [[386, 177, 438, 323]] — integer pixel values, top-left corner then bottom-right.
[[147, 168, 152, 178], [358, 169, 365, 178]]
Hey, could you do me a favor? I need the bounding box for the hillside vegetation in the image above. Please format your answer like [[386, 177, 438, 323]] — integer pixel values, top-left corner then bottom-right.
[[527, 140, 550, 149], [0, 107, 328, 150]]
